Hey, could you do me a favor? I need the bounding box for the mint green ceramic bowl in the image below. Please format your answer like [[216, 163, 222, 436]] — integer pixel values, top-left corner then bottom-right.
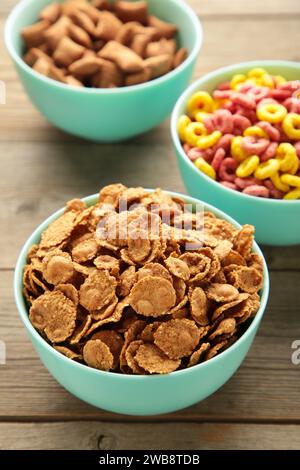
[[171, 60, 300, 246], [14, 190, 269, 416], [5, 0, 202, 142]]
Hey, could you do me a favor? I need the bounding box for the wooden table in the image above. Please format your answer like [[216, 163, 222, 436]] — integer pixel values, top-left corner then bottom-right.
[[1, 0, 300, 450]]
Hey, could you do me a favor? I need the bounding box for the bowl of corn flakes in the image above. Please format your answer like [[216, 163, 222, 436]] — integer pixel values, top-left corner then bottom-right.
[[171, 60, 300, 246], [14, 184, 269, 415], [5, 0, 202, 142]]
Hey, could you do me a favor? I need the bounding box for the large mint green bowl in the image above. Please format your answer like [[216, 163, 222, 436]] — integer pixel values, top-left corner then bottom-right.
[[5, 0, 202, 142], [14, 190, 269, 416], [171, 60, 300, 246]]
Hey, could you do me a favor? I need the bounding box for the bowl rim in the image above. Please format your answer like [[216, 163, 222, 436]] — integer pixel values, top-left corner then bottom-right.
[[4, 0, 203, 94], [171, 59, 300, 205], [14, 189, 270, 381]]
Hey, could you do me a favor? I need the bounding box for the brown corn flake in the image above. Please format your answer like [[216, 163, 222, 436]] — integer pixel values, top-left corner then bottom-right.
[[180, 252, 211, 282], [169, 295, 188, 315], [189, 287, 209, 326], [40, 211, 77, 249], [83, 339, 114, 371], [120, 319, 146, 371], [92, 330, 124, 369], [79, 270, 117, 311], [208, 318, 236, 341], [211, 269, 227, 284], [222, 250, 247, 267], [198, 247, 221, 280], [139, 322, 161, 342], [246, 252, 264, 274], [138, 262, 172, 283], [72, 236, 98, 263], [214, 240, 233, 260], [235, 293, 260, 324], [127, 233, 151, 263], [54, 345, 82, 361], [154, 319, 200, 359], [211, 293, 250, 322], [91, 295, 118, 320], [125, 340, 145, 374], [172, 277, 186, 303], [94, 254, 120, 276], [117, 266, 136, 296], [171, 307, 189, 319], [65, 198, 87, 213], [98, 183, 126, 207], [205, 340, 228, 361], [43, 250, 75, 285], [55, 283, 79, 305], [70, 315, 92, 344], [206, 283, 239, 303], [135, 343, 180, 374], [129, 275, 176, 317], [188, 342, 210, 367], [233, 224, 254, 258], [165, 256, 190, 281], [226, 266, 263, 294]]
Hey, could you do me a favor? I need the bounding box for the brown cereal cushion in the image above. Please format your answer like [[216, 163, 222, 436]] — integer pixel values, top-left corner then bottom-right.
[[188, 342, 210, 367], [226, 266, 263, 294], [42, 250, 75, 286], [135, 343, 180, 374], [206, 283, 239, 303], [83, 339, 114, 371], [165, 256, 190, 281], [79, 270, 117, 312], [92, 330, 124, 369], [154, 319, 200, 360], [129, 275, 176, 317], [189, 287, 209, 326]]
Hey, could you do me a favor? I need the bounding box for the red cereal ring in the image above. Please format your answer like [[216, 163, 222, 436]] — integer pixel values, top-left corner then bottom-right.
[[237, 84, 253, 93], [283, 97, 300, 113], [242, 136, 269, 155], [234, 177, 263, 190], [235, 107, 257, 124], [220, 181, 237, 190], [213, 133, 234, 152], [279, 80, 300, 92], [213, 109, 233, 134], [264, 179, 284, 199], [260, 142, 278, 161], [257, 121, 280, 141], [203, 116, 215, 134], [232, 114, 252, 135], [270, 89, 291, 101], [242, 185, 270, 198], [212, 89, 232, 100], [183, 143, 191, 153], [187, 147, 206, 161], [295, 141, 300, 158], [231, 92, 256, 110], [211, 148, 226, 172], [218, 158, 237, 182], [247, 86, 270, 102], [217, 81, 231, 90]]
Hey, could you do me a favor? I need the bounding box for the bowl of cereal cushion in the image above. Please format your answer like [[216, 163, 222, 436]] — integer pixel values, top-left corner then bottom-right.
[[14, 184, 269, 415], [171, 60, 300, 246], [5, 0, 202, 142]]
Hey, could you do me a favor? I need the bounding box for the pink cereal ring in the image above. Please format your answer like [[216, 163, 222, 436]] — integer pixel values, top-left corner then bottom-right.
[[213, 109, 233, 134], [187, 147, 207, 161], [247, 86, 270, 102], [220, 181, 237, 190], [232, 114, 251, 134], [234, 177, 263, 189], [213, 133, 234, 152], [242, 185, 270, 198], [257, 121, 280, 141], [294, 142, 300, 158], [283, 97, 300, 113], [279, 81, 300, 92], [237, 84, 253, 93], [270, 89, 291, 101], [203, 116, 215, 134], [217, 81, 231, 91], [218, 158, 238, 182], [212, 89, 232, 100], [260, 142, 278, 161], [264, 179, 284, 199], [231, 92, 256, 110], [235, 107, 257, 124], [211, 148, 226, 172], [258, 98, 277, 107], [242, 136, 269, 155], [183, 143, 191, 153]]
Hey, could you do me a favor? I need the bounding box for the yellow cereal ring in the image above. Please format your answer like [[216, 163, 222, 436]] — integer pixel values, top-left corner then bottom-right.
[[254, 159, 280, 179], [282, 113, 300, 140], [257, 102, 287, 123], [187, 91, 214, 116], [185, 122, 207, 146], [197, 130, 222, 149], [276, 143, 298, 173], [281, 174, 300, 188], [236, 155, 260, 178], [261, 73, 274, 88], [244, 126, 268, 138], [274, 75, 286, 86], [195, 157, 216, 180], [230, 74, 246, 89], [248, 68, 267, 79], [194, 111, 210, 123], [245, 77, 263, 87], [271, 172, 290, 193], [211, 98, 228, 111], [231, 136, 248, 162], [283, 188, 300, 200], [177, 115, 191, 141]]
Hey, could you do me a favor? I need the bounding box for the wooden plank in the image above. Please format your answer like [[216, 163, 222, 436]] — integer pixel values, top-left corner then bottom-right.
[[1, 270, 300, 422], [1, 0, 300, 17], [1, 421, 300, 450]]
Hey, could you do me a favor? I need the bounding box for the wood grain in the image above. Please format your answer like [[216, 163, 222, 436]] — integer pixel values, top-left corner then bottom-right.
[[1, 421, 300, 450], [1, 270, 299, 422]]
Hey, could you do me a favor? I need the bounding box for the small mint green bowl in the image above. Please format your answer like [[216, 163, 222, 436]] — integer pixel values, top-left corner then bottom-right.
[[171, 60, 300, 246], [14, 191, 269, 416], [5, 0, 202, 142]]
